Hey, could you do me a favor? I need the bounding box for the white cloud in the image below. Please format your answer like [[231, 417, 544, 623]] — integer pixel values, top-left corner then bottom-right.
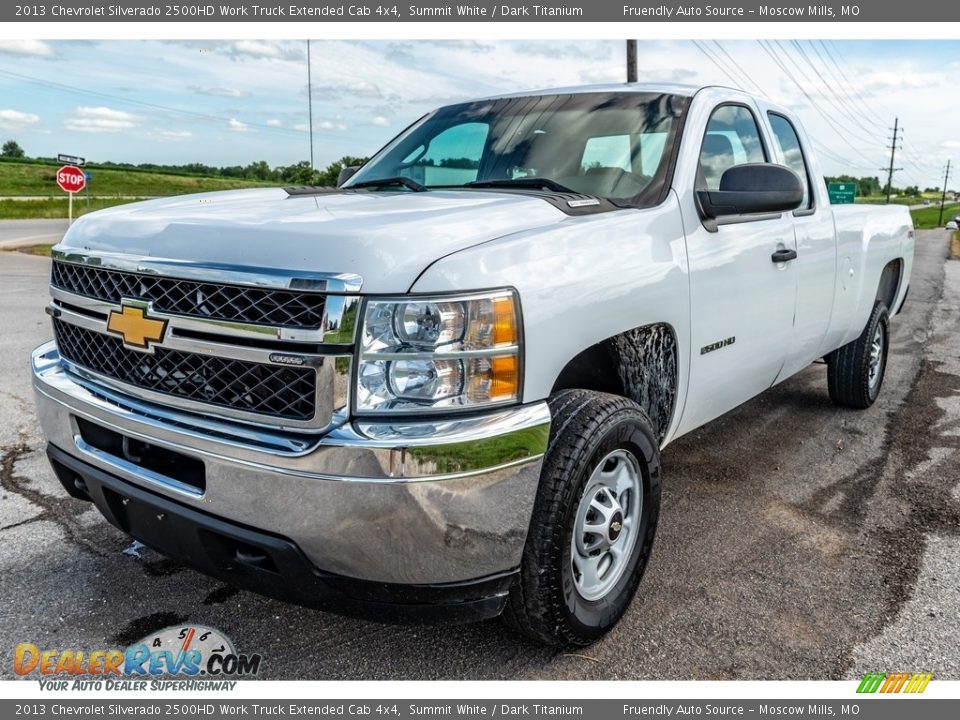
[[228, 118, 249, 132], [0, 40, 54, 57], [231, 40, 284, 60], [267, 119, 282, 127], [0, 109, 41, 131], [371, 116, 389, 127], [296, 120, 349, 132], [646, 67, 697, 83], [157, 129, 192, 140], [942, 141, 960, 150], [579, 66, 625, 84], [64, 106, 139, 133], [190, 86, 248, 98], [347, 80, 382, 97], [857, 70, 942, 92]]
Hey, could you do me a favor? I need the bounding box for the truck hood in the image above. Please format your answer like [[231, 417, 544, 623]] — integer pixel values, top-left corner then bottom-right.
[[58, 188, 570, 293]]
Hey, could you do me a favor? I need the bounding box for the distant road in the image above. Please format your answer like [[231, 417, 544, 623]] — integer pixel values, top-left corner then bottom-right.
[[0, 219, 68, 249]]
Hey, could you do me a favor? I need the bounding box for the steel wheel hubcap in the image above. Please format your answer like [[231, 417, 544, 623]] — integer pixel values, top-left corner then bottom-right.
[[868, 323, 885, 389], [570, 449, 642, 601]]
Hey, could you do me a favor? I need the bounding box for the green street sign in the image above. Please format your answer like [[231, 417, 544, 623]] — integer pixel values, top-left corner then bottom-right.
[[828, 182, 857, 204]]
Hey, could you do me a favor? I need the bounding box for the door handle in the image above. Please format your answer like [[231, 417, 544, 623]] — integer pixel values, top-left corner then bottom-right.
[[771, 248, 798, 263]]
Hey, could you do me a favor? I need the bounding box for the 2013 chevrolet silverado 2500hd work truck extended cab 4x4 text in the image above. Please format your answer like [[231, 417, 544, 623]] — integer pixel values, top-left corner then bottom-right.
[[32, 83, 914, 646]]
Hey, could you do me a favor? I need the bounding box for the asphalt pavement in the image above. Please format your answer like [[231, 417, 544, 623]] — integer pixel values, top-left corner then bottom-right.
[[0, 232, 957, 680], [0, 219, 69, 249]]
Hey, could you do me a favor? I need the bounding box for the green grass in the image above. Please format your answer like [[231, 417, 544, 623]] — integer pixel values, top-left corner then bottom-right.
[[12, 243, 55, 256], [0, 160, 274, 197], [909, 203, 960, 230], [0, 197, 143, 219], [856, 196, 925, 206]]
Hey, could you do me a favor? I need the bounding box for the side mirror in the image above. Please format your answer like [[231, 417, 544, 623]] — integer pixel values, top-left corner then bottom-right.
[[337, 166, 360, 187], [698, 163, 804, 219]]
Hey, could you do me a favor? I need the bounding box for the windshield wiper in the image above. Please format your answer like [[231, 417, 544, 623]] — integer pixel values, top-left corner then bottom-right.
[[348, 176, 427, 192], [464, 177, 577, 193]]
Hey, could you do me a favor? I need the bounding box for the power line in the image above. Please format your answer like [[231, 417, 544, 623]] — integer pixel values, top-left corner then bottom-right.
[[756, 40, 882, 160], [696, 39, 920, 185], [818, 41, 942, 181], [785, 40, 886, 143], [810, 140, 879, 172], [809, 41, 889, 130], [700, 40, 873, 172], [711, 41, 769, 98], [820, 41, 891, 126], [899, 138, 939, 173], [815, 41, 945, 187], [691, 39, 745, 91]]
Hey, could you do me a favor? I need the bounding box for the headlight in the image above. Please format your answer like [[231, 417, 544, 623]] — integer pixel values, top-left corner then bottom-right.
[[355, 290, 521, 414]]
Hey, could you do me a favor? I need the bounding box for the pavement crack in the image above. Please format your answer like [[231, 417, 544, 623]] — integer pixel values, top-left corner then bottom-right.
[[0, 516, 42, 532], [0, 441, 109, 557], [835, 357, 960, 675], [0, 389, 31, 420]]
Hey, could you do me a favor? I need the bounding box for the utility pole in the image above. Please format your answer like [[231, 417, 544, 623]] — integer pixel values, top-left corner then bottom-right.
[[626, 40, 637, 83], [884, 117, 902, 204], [307, 40, 315, 170], [939, 160, 952, 227]]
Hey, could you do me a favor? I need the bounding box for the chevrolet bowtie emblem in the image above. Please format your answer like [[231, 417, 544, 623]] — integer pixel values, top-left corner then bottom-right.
[[106, 304, 168, 350]]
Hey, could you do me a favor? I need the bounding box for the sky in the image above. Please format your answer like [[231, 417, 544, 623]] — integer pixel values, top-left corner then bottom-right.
[[0, 38, 956, 189]]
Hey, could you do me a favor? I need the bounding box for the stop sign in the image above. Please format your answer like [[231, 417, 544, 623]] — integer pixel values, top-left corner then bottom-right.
[[57, 165, 86, 193]]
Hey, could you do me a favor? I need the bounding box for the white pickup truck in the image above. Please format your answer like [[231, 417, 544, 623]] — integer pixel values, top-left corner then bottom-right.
[[32, 83, 914, 646]]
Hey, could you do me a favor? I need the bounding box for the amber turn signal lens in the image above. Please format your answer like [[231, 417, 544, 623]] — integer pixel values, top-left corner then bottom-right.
[[490, 354, 519, 399], [492, 296, 518, 346]]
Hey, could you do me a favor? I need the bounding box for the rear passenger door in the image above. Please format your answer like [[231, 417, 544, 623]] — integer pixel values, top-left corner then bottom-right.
[[676, 103, 799, 435], [765, 111, 838, 378]]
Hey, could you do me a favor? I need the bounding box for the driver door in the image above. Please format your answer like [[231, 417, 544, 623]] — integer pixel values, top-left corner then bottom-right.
[[676, 103, 799, 435]]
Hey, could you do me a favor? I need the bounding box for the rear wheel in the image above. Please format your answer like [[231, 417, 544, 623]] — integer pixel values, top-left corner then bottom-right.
[[827, 301, 889, 409], [503, 390, 661, 646]]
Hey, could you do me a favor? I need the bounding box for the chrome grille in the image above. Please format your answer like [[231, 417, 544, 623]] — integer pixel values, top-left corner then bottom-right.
[[53, 319, 316, 421], [51, 260, 326, 329]]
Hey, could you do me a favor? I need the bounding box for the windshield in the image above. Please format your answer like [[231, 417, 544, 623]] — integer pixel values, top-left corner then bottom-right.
[[345, 92, 689, 205]]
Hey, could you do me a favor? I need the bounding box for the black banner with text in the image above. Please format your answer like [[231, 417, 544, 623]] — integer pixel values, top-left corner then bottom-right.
[[5, 1, 956, 23]]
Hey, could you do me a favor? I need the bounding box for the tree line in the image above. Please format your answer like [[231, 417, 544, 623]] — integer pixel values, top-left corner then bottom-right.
[[0, 140, 944, 197], [824, 175, 951, 198], [1, 140, 367, 188]]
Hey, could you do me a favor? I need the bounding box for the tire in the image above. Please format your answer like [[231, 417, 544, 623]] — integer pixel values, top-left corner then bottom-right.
[[827, 301, 890, 409], [503, 389, 661, 646]]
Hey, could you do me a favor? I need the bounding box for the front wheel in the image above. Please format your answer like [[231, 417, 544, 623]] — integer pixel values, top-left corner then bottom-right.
[[503, 390, 661, 646]]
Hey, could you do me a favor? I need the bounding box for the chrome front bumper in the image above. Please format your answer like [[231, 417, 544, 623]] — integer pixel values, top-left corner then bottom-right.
[[32, 341, 549, 586]]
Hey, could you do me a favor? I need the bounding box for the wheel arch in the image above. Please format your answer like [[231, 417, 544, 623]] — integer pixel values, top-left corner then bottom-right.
[[875, 258, 903, 312], [551, 322, 679, 444]]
